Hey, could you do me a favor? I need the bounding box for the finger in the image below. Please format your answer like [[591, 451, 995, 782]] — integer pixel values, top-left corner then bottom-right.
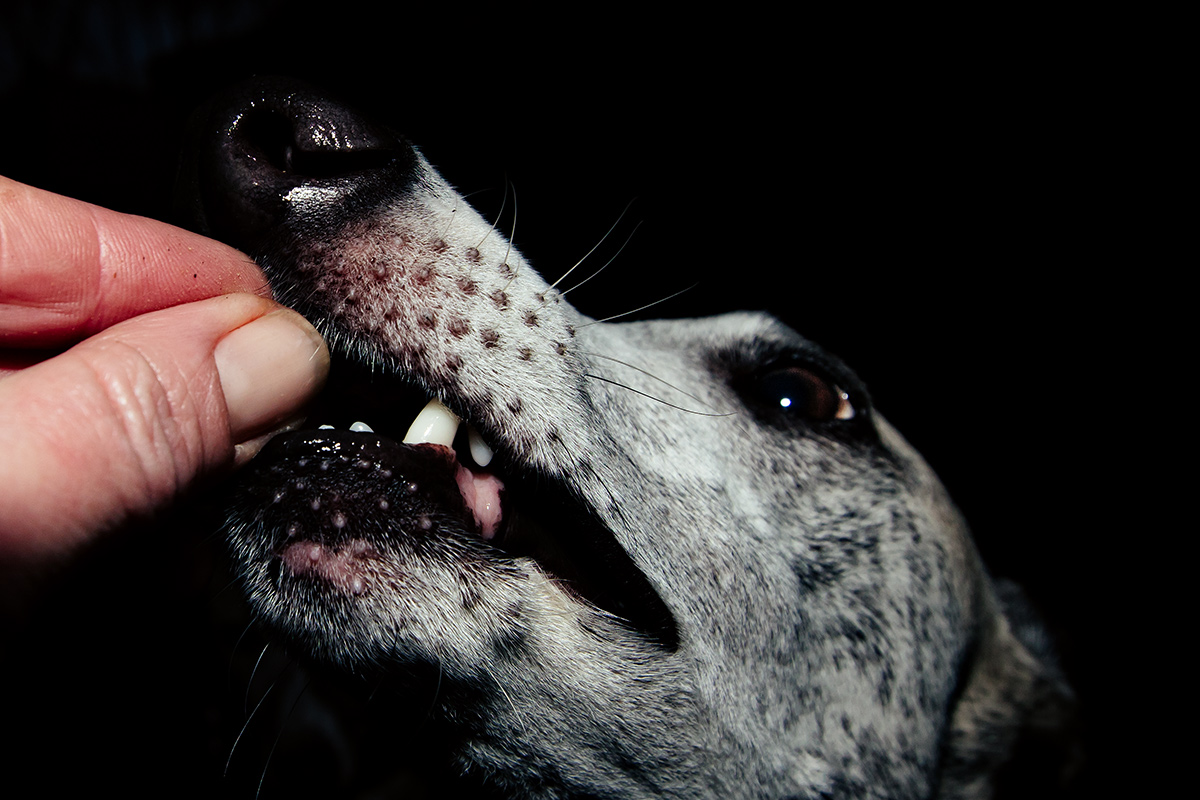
[[0, 293, 329, 560], [0, 176, 270, 347]]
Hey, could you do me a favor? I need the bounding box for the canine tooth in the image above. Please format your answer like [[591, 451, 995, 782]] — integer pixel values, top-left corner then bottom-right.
[[467, 425, 494, 467], [403, 398, 461, 447], [319, 424, 335, 429], [349, 421, 374, 432]]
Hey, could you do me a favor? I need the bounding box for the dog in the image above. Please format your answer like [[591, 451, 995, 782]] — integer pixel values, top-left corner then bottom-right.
[[173, 78, 1076, 799]]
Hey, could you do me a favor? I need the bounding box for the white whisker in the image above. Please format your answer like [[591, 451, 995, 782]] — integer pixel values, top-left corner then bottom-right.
[[256, 677, 314, 800], [583, 373, 735, 416], [501, 186, 520, 292], [475, 179, 509, 251], [547, 200, 637, 294], [580, 350, 724, 411], [577, 283, 697, 327], [559, 220, 643, 300]]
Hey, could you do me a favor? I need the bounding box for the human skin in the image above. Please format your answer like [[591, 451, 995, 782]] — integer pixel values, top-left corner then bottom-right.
[[0, 176, 329, 566]]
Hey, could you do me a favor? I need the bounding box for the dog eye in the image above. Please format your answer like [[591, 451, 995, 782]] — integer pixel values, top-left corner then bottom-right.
[[753, 365, 855, 422]]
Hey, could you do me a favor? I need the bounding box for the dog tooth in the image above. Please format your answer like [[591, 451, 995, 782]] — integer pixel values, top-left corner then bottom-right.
[[467, 425, 494, 468], [349, 421, 374, 433], [319, 424, 335, 429], [403, 398, 461, 447]]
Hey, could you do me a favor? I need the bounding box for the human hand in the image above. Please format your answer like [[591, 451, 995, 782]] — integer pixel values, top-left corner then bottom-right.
[[0, 176, 329, 568]]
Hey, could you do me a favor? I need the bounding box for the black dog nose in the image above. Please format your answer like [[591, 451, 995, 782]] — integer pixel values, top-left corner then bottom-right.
[[176, 77, 417, 255]]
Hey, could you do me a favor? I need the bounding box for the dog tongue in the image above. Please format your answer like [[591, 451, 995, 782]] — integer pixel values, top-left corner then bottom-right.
[[399, 440, 504, 538], [456, 461, 503, 538]]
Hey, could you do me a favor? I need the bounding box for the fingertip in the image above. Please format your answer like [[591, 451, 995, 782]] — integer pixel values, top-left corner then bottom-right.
[[214, 307, 331, 443], [0, 294, 329, 561]]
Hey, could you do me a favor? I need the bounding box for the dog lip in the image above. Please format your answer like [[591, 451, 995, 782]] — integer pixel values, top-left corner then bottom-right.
[[259, 426, 454, 467], [255, 427, 502, 538], [240, 412, 680, 650], [240, 352, 679, 649]]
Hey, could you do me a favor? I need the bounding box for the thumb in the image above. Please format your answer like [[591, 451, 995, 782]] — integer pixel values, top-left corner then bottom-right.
[[0, 293, 329, 560]]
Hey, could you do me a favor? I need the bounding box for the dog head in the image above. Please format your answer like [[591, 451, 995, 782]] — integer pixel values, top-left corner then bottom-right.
[[179, 78, 1076, 798]]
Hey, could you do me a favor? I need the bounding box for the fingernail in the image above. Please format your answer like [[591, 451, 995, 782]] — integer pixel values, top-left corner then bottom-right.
[[214, 309, 329, 443]]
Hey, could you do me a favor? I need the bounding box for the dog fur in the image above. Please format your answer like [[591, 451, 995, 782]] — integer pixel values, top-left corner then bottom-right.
[[177, 78, 1075, 799]]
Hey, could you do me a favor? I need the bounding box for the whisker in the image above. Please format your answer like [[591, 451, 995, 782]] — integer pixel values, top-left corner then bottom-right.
[[226, 661, 285, 777], [256, 677, 314, 800], [482, 662, 529, 736], [475, 179, 509, 252], [245, 642, 272, 715], [583, 373, 735, 417], [500, 186, 520, 292], [423, 662, 444, 724], [546, 200, 636, 294], [437, 192, 461, 239], [226, 622, 257, 694], [213, 571, 245, 600], [580, 350, 723, 411], [559, 221, 643, 300], [576, 283, 698, 327], [292, 279, 328, 314]]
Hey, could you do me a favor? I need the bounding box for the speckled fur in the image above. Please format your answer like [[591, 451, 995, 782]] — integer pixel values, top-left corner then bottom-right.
[[203, 82, 1074, 799]]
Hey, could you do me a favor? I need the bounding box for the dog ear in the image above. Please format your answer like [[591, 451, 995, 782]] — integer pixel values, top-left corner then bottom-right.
[[937, 580, 1083, 799]]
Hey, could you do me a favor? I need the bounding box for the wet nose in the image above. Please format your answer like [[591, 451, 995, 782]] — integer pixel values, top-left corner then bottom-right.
[[176, 77, 417, 256]]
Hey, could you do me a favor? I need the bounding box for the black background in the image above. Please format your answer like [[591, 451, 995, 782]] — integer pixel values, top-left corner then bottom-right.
[[1, 2, 1131, 796]]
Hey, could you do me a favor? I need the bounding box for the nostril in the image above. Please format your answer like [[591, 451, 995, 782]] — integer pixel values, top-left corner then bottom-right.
[[237, 109, 299, 173]]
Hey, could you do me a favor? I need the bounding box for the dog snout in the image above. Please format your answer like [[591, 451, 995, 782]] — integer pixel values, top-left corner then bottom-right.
[[176, 77, 417, 255]]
